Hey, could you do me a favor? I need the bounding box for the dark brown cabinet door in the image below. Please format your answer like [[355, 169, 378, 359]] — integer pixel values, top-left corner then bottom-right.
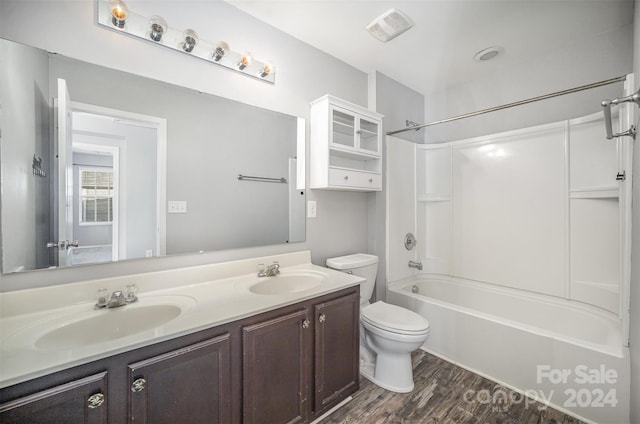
[[0, 372, 108, 424], [128, 333, 231, 424], [314, 291, 359, 414], [242, 309, 311, 424]]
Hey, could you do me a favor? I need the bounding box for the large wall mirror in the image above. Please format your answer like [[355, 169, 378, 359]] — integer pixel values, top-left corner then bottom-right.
[[0, 38, 305, 274]]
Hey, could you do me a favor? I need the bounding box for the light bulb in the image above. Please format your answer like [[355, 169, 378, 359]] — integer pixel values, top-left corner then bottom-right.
[[259, 63, 273, 78], [212, 42, 229, 62], [110, 0, 128, 28], [237, 52, 252, 70], [149, 16, 168, 42], [182, 29, 199, 53]]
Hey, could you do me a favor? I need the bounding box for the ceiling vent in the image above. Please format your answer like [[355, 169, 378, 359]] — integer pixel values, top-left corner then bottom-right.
[[366, 8, 413, 43]]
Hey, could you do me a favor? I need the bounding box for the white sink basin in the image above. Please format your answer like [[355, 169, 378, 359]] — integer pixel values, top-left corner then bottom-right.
[[249, 272, 325, 295], [35, 304, 182, 349], [2, 295, 196, 351]]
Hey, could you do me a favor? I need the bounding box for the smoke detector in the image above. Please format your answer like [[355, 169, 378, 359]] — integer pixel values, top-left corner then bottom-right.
[[366, 8, 414, 43], [474, 46, 504, 62]]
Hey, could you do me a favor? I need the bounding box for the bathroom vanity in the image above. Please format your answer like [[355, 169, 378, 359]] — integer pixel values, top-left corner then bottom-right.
[[0, 252, 361, 423]]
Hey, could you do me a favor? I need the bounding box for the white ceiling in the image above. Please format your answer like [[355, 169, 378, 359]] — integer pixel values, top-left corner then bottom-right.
[[227, 0, 635, 96]]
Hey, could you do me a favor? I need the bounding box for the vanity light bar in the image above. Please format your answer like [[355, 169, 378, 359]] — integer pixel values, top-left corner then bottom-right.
[[96, 0, 276, 84]]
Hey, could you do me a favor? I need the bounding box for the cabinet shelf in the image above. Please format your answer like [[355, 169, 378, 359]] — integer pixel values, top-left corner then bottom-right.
[[329, 165, 379, 174], [332, 112, 355, 127], [329, 146, 380, 160], [332, 120, 355, 136], [329, 156, 380, 174]]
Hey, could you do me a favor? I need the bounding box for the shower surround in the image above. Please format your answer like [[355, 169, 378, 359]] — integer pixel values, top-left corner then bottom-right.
[[385, 108, 633, 423]]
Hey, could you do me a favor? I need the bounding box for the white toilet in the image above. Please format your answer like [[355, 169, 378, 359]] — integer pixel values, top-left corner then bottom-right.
[[326, 253, 430, 393]]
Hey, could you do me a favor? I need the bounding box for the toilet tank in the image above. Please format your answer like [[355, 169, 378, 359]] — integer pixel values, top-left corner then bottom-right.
[[326, 254, 379, 304]]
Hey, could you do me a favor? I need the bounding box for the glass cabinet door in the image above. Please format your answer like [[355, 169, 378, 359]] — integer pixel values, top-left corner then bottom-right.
[[358, 118, 379, 154], [331, 107, 356, 149]]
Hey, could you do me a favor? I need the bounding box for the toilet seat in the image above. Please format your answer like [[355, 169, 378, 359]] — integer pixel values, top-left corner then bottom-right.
[[361, 301, 429, 335]]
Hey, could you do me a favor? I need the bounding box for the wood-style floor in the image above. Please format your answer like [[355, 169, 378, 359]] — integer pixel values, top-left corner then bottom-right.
[[322, 350, 586, 424]]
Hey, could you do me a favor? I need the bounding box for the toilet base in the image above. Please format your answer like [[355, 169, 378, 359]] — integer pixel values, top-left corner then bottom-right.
[[359, 360, 414, 393], [360, 365, 414, 393]]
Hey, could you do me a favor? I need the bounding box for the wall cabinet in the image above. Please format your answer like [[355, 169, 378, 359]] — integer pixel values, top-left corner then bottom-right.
[[0, 287, 359, 423], [310, 95, 383, 191]]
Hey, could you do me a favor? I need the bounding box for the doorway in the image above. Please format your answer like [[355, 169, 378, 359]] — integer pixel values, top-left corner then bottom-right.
[[54, 78, 167, 267]]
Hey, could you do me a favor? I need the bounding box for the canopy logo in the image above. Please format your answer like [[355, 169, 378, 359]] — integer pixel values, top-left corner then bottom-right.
[[462, 364, 619, 412]]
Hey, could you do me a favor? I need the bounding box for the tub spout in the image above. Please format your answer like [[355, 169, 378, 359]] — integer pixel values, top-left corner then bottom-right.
[[408, 260, 423, 271]]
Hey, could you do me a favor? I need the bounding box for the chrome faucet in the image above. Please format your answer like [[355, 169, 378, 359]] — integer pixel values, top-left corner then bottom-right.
[[408, 260, 423, 271], [95, 285, 138, 309], [107, 291, 127, 308], [258, 261, 281, 277]]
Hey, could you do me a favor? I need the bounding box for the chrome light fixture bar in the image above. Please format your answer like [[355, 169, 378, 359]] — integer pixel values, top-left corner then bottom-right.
[[96, 0, 276, 84]]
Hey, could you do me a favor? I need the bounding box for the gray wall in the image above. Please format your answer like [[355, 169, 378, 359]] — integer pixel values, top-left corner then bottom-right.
[[630, 2, 639, 423], [0, 39, 51, 272], [372, 72, 425, 145], [0, 0, 369, 290]]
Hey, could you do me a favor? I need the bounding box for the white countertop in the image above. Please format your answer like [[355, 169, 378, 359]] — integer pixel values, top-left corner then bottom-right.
[[0, 251, 363, 388]]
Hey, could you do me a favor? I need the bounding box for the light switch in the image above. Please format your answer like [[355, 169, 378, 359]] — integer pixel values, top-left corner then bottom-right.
[[168, 200, 188, 213], [307, 201, 317, 218]]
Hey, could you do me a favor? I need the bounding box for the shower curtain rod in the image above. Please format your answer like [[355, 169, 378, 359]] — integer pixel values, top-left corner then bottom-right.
[[387, 75, 627, 136]]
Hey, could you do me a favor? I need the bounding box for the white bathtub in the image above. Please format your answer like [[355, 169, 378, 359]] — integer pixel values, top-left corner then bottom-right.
[[387, 276, 630, 424]]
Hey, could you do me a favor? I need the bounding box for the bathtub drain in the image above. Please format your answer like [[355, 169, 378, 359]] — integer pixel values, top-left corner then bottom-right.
[[412, 285, 419, 294]]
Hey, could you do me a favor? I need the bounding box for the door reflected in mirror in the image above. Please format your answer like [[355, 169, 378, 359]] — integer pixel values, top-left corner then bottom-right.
[[0, 38, 305, 274], [65, 105, 165, 267]]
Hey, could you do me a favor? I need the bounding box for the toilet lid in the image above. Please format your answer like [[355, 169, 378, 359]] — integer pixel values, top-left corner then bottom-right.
[[361, 301, 429, 334]]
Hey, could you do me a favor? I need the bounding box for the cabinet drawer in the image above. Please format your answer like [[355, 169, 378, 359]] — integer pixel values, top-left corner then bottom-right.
[[328, 168, 381, 190]]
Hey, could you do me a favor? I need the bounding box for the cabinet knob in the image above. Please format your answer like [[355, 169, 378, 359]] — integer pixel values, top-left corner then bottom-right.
[[302, 319, 310, 329], [318, 314, 326, 323], [369, 178, 373, 183], [344, 175, 349, 180], [356, 130, 362, 135], [87, 393, 105, 409], [131, 378, 147, 392]]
